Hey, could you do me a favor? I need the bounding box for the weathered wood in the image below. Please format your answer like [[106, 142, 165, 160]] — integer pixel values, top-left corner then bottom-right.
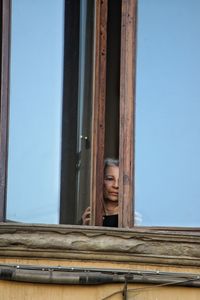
[[0, 223, 200, 267], [0, 0, 11, 222], [90, 0, 108, 226], [119, 0, 137, 227]]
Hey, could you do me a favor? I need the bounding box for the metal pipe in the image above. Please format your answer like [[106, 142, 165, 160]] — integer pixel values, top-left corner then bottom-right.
[[0, 269, 124, 284], [0, 265, 200, 286]]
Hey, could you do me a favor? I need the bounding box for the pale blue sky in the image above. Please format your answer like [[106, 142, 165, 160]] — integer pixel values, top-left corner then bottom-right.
[[135, 0, 200, 226], [7, 0, 64, 223]]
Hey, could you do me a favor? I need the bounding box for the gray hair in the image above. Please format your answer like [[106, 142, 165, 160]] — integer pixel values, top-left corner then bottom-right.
[[104, 158, 119, 174]]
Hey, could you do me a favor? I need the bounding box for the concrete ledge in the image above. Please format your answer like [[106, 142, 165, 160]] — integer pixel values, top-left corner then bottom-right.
[[0, 223, 199, 267]]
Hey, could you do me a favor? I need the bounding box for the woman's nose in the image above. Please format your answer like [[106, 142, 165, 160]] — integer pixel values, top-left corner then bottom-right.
[[113, 179, 119, 188]]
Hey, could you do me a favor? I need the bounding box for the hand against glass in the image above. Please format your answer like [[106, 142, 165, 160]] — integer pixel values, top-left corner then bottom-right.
[[81, 206, 91, 225]]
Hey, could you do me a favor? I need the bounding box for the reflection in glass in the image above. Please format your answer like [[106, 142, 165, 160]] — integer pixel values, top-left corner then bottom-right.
[[6, 0, 64, 223], [135, 0, 200, 226]]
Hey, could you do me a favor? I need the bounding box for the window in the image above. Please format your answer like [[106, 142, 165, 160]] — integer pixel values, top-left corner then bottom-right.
[[0, 0, 10, 222], [2, 0, 199, 230], [0, 0, 100, 225], [0, 0, 125, 226], [135, 0, 200, 227], [7, 0, 65, 224]]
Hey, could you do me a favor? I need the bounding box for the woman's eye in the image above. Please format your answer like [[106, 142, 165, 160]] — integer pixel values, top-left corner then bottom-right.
[[105, 177, 114, 181]]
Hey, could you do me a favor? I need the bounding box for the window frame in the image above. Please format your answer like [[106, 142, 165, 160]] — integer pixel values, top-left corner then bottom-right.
[[1, 0, 200, 231], [90, 0, 108, 226], [0, 0, 10, 222], [59, 0, 81, 224], [118, 0, 136, 227], [0, 0, 116, 226], [119, 0, 200, 230]]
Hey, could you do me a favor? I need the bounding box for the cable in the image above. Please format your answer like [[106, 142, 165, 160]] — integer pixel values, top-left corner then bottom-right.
[[101, 277, 200, 300]]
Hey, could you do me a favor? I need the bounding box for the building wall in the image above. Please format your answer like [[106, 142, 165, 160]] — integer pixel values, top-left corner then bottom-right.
[[1, 280, 200, 300], [0, 224, 200, 300], [0, 257, 200, 300]]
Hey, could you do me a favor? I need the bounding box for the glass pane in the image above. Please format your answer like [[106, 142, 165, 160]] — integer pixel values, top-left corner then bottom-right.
[[6, 0, 64, 223], [135, 0, 200, 226]]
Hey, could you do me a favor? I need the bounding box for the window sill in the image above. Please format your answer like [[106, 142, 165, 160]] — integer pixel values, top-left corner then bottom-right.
[[0, 223, 199, 267]]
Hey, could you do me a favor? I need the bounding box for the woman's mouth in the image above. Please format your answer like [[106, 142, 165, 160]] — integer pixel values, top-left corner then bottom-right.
[[110, 193, 118, 196]]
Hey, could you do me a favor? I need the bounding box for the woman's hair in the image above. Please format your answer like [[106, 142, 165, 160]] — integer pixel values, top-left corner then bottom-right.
[[104, 158, 119, 174]]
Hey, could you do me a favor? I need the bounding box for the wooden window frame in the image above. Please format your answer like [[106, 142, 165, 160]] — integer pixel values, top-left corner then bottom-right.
[[0, 0, 10, 222], [1, 0, 199, 231], [119, 0, 200, 230], [119, 0, 136, 227], [90, 0, 108, 226], [119, 0, 200, 231]]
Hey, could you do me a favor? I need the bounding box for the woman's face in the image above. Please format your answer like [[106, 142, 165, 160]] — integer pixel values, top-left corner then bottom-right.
[[103, 165, 119, 201]]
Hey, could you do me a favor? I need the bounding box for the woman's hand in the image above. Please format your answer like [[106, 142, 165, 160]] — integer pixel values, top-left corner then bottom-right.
[[81, 206, 91, 225]]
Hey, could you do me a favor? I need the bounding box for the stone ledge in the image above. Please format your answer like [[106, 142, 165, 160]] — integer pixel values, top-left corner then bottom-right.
[[0, 223, 199, 267]]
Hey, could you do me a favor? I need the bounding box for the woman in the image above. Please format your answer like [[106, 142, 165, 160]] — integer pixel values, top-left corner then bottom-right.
[[82, 158, 119, 227]]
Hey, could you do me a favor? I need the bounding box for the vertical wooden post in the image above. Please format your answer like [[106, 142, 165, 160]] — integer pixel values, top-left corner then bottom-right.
[[90, 0, 108, 226], [0, 0, 11, 222], [119, 0, 137, 227]]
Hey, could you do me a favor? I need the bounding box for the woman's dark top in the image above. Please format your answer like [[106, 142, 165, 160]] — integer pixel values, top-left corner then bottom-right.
[[103, 214, 118, 227]]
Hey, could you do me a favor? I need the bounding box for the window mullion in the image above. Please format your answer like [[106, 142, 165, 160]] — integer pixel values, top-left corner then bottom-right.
[[119, 0, 137, 228], [0, 0, 11, 222], [90, 0, 108, 226]]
